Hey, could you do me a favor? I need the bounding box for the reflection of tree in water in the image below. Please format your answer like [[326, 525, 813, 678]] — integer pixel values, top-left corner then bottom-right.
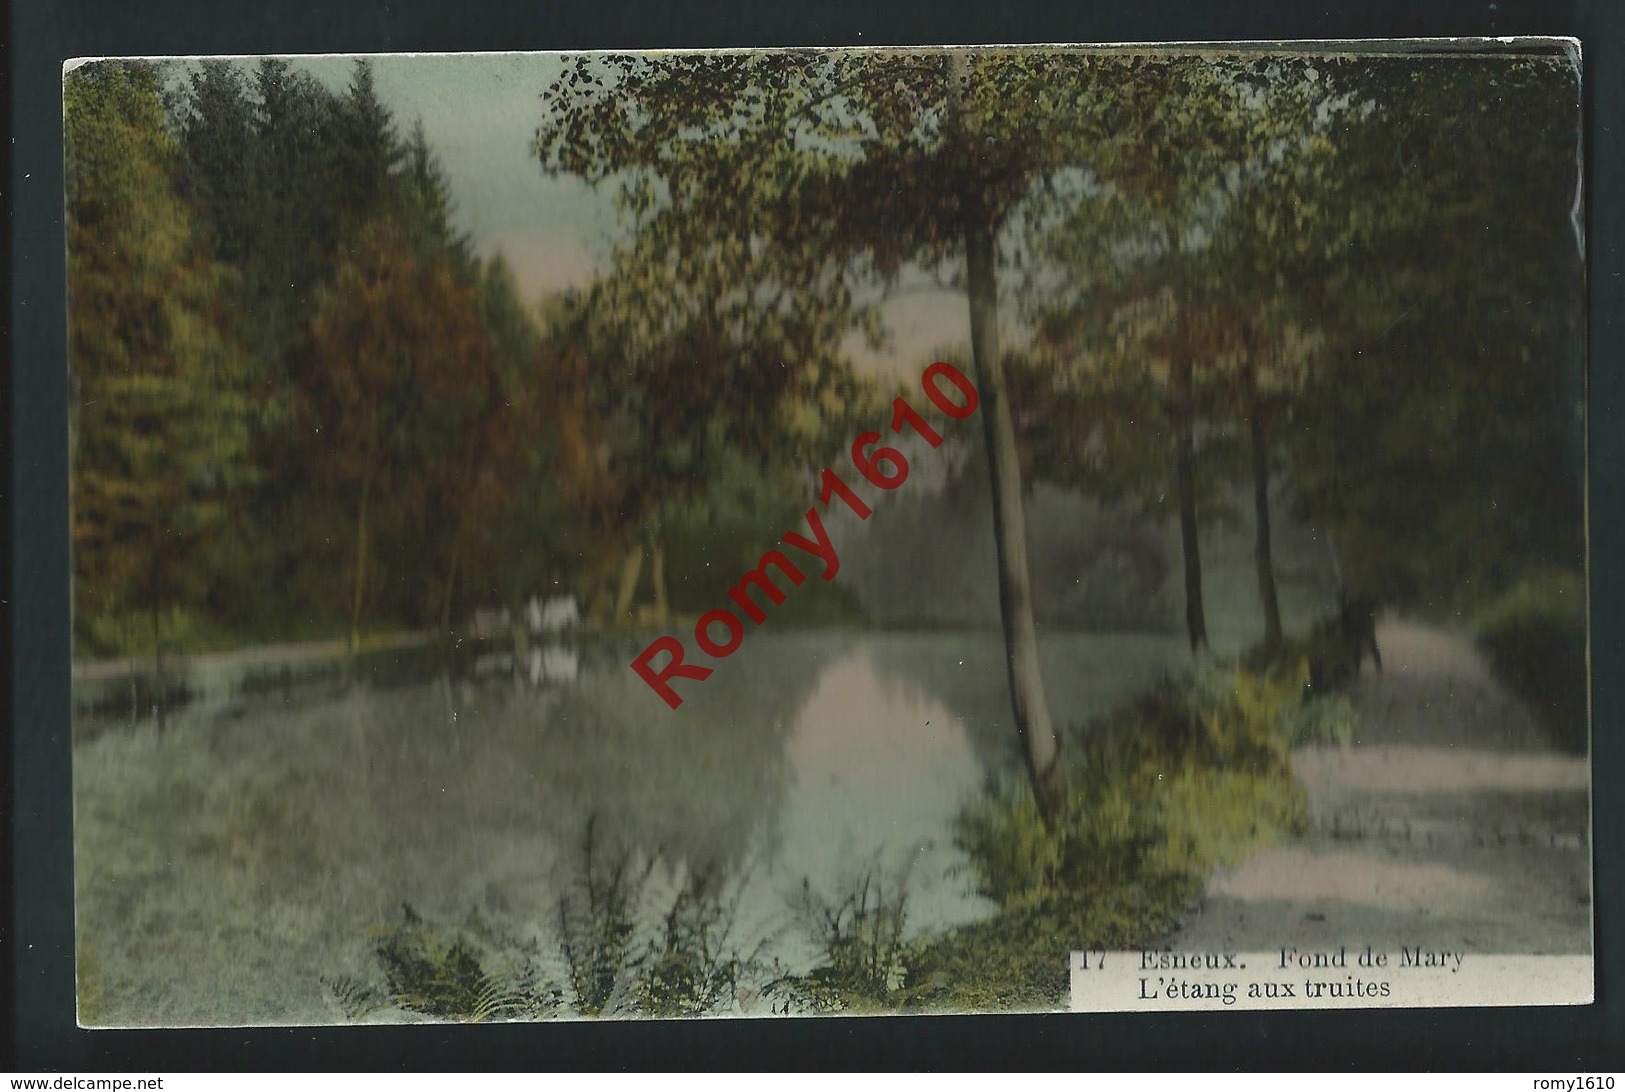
[[866, 632, 1192, 796], [316, 632, 820, 928], [535, 633, 825, 878], [866, 634, 1027, 795], [842, 446, 1180, 633]]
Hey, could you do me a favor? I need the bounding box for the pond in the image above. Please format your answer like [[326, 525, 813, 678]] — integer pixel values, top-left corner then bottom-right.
[[73, 628, 1191, 1026]]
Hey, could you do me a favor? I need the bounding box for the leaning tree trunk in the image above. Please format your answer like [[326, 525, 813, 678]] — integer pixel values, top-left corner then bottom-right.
[[1173, 356, 1208, 654], [963, 197, 1066, 822], [1247, 365, 1283, 653]]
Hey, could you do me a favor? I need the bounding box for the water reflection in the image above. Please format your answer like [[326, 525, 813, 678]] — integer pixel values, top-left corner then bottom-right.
[[73, 629, 1192, 1024], [866, 631, 1191, 785], [771, 650, 994, 953]]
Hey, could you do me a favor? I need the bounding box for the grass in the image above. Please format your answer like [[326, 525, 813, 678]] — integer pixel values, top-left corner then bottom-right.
[[766, 868, 914, 1014], [75, 602, 358, 661]]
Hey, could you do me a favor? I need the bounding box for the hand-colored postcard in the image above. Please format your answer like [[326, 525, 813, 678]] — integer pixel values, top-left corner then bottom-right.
[[65, 39, 1589, 1025]]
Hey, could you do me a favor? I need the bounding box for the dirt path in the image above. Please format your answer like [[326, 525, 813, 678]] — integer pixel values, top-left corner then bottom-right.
[[1174, 617, 1592, 955]]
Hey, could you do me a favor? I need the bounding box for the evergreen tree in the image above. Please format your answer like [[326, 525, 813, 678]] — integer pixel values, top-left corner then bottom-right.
[[66, 61, 257, 716]]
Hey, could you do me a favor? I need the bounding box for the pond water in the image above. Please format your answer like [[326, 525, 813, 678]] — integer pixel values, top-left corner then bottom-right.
[[73, 629, 1191, 1026]]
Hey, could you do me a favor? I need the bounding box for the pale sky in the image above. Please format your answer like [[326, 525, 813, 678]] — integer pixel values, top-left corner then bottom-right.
[[290, 52, 968, 382]]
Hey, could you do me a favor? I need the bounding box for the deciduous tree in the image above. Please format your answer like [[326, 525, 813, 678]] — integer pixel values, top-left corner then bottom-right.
[[66, 61, 258, 719]]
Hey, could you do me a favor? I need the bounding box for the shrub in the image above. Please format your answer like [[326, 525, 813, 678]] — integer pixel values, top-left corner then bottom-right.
[[329, 903, 563, 1023], [555, 821, 645, 1017], [960, 667, 1307, 914], [905, 666, 1310, 1011], [340, 820, 773, 1022], [1475, 568, 1588, 753], [630, 868, 767, 1018], [769, 868, 913, 1013]]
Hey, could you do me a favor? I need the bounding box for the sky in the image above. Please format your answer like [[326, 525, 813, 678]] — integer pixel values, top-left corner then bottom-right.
[[291, 52, 970, 382]]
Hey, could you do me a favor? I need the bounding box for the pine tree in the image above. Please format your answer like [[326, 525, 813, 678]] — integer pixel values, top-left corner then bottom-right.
[[67, 61, 257, 720]]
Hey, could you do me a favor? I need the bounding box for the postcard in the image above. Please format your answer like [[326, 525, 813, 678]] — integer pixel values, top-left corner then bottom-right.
[[64, 40, 1589, 1025]]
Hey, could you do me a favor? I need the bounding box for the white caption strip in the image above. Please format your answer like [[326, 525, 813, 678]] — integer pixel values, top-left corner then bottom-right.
[[1070, 948, 1593, 1011]]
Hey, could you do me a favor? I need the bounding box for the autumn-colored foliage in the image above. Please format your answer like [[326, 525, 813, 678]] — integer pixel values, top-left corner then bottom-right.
[[297, 215, 501, 649], [67, 61, 257, 669]]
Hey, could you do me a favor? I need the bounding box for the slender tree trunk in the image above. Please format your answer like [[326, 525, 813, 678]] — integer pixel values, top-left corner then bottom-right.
[[947, 52, 1063, 820], [650, 539, 669, 622], [439, 534, 463, 639], [1247, 367, 1283, 652], [149, 558, 166, 733], [614, 546, 644, 624], [1173, 357, 1208, 654], [350, 472, 374, 655], [963, 194, 1065, 822]]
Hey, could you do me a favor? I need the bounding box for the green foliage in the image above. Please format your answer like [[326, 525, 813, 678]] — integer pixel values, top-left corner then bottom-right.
[[769, 870, 913, 1013], [70, 50, 1581, 684], [334, 904, 563, 1022], [1278, 689, 1358, 748], [337, 817, 777, 1023], [1476, 568, 1588, 753], [1281, 58, 1583, 612], [905, 666, 1311, 1010], [630, 873, 761, 1018], [761, 666, 1326, 1014], [552, 821, 771, 1018], [657, 450, 864, 622], [554, 822, 644, 1016], [66, 60, 259, 661], [69, 57, 570, 656], [961, 667, 1307, 911]]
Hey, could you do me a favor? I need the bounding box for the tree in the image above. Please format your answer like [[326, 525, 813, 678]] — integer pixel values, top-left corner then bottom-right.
[[1031, 55, 1356, 652], [297, 215, 499, 651], [66, 61, 257, 720], [1279, 53, 1584, 610], [333, 61, 407, 239], [171, 58, 510, 640], [537, 56, 881, 626], [535, 48, 1185, 818]]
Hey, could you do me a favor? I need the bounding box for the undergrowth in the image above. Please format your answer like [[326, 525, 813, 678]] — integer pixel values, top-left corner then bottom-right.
[[766, 868, 913, 1014], [334, 819, 775, 1021], [323, 903, 562, 1023]]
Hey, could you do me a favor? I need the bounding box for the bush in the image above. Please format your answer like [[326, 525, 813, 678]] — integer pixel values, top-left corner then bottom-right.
[[334, 669, 1335, 1019], [339, 820, 773, 1022], [555, 821, 645, 1016], [1476, 568, 1588, 753], [628, 868, 765, 1018], [326, 903, 563, 1023], [768, 869, 913, 1014], [957, 666, 1307, 917], [891, 666, 1312, 1012]]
